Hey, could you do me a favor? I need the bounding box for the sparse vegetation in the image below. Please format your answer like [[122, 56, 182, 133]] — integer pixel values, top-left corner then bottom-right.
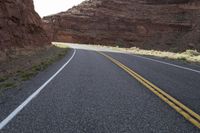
[[183, 50, 200, 57], [115, 39, 126, 48], [177, 56, 187, 61], [85, 44, 200, 64], [20, 71, 37, 81], [0, 44, 69, 92], [18, 46, 68, 81], [0, 77, 8, 82], [0, 82, 16, 90], [121, 47, 200, 64]]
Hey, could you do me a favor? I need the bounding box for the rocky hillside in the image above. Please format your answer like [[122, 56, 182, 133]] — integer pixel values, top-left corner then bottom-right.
[[0, 0, 50, 51], [44, 0, 200, 51]]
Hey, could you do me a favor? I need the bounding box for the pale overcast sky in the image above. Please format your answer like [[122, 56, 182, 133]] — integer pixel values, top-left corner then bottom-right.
[[33, 0, 86, 17]]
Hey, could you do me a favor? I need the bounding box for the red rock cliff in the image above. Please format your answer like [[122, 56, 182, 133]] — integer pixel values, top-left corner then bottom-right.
[[44, 0, 200, 51], [0, 0, 50, 50]]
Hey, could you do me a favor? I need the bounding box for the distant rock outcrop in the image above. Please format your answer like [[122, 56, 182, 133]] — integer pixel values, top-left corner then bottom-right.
[[0, 0, 50, 51], [44, 0, 200, 51]]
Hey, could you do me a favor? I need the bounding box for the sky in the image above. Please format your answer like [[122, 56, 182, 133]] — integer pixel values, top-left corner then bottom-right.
[[33, 0, 86, 17]]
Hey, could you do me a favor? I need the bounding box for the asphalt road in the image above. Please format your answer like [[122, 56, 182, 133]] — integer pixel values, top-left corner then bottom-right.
[[0, 47, 200, 132]]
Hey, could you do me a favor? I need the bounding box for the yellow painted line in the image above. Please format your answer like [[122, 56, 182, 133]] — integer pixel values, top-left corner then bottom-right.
[[98, 52, 200, 129]]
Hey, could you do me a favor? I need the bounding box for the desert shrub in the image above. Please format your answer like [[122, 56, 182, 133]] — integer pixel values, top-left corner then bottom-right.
[[183, 50, 200, 56]]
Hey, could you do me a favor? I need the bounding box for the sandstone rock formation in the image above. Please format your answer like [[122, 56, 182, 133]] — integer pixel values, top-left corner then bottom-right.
[[0, 0, 50, 51], [44, 0, 200, 51]]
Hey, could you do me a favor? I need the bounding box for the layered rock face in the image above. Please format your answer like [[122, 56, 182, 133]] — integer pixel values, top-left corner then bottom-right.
[[44, 0, 200, 51], [0, 0, 50, 51]]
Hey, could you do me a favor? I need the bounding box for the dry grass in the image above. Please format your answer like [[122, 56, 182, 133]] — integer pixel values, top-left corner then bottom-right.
[[0, 44, 69, 91], [125, 47, 200, 63], [54, 43, 69, 48], [80, 43, 200, 64]]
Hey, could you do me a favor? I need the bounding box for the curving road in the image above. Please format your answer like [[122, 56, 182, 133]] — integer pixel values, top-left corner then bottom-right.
[[0, 43, 200, 132]]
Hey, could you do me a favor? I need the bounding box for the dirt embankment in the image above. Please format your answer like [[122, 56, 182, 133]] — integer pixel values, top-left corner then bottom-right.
[[0, 45, 69, 94], [0, 0, 69, 94]]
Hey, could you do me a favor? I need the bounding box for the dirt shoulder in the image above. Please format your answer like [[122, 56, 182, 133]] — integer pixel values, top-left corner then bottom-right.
[[0, 45, 69, 94], [71, 43, 200, 65]]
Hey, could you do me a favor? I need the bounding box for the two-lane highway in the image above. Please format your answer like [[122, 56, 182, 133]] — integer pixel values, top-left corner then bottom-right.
[[0, 45, 200, 132], [106, 52, 200, 115]]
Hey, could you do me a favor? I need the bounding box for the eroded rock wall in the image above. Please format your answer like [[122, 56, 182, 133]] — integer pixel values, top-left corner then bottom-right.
[[44, 0, 200, 51], [0, 0, 50, 51]]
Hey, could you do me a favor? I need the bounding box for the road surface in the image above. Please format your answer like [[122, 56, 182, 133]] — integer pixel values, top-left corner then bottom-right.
[[0, 44, 200, 132]]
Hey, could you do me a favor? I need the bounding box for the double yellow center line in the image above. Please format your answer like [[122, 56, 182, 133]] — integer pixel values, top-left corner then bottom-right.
[[99, 52, 200, 129]]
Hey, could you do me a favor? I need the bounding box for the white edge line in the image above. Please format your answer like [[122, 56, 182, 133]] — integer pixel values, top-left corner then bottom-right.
[[130, 54, 200, 74], [0, 49, 76, 130]]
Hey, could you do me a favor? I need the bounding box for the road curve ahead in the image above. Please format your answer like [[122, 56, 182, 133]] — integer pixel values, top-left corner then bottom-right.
[[0, 47, 200, 132]]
